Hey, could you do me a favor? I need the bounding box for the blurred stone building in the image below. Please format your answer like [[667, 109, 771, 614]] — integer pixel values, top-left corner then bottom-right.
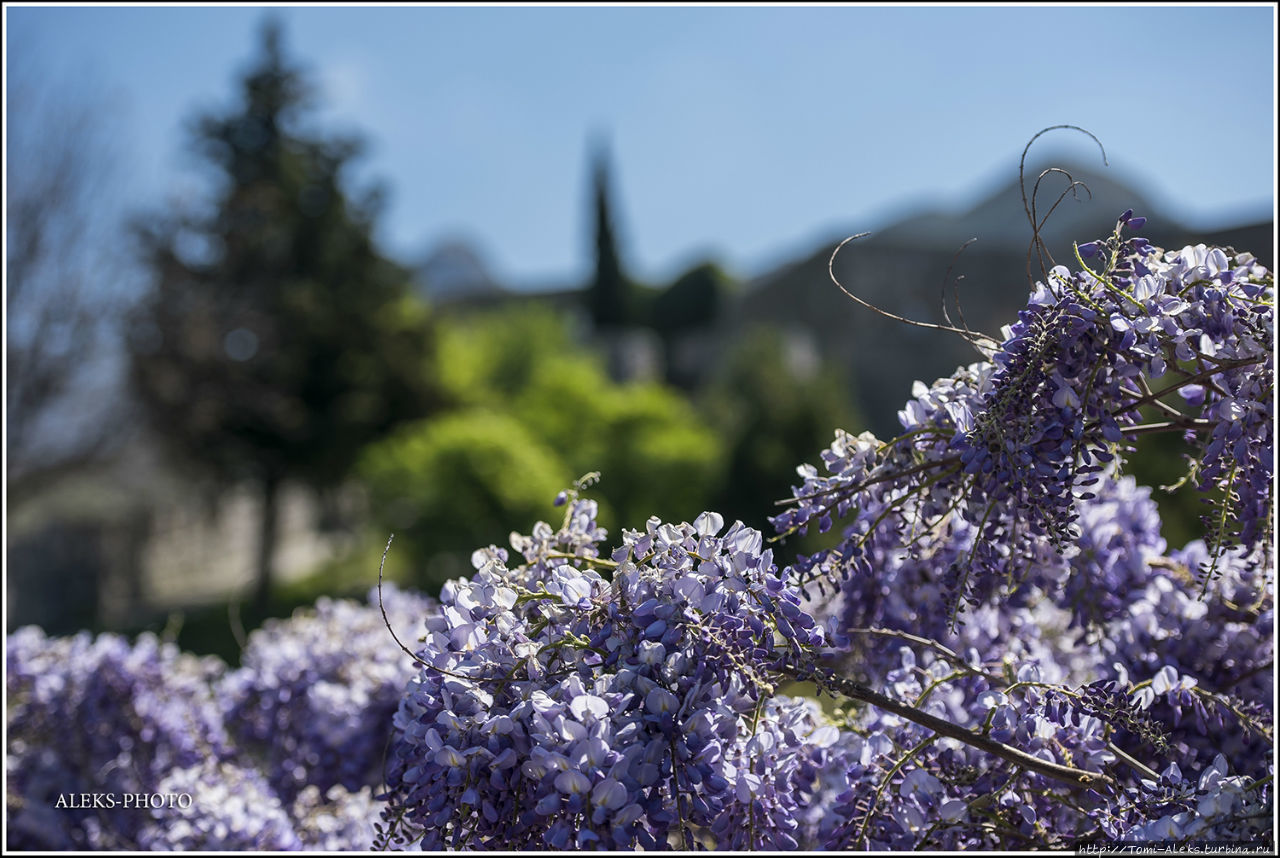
[[6, 436, 356, 635]]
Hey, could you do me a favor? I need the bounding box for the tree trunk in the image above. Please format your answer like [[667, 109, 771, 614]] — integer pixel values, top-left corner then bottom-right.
[[253, 472, 281, 613]]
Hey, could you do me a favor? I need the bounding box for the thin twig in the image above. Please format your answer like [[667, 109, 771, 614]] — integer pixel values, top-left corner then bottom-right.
[[792, 662, 1115, 792], [1135, 374, 1190, 420], [1029, 167, 1094, 274], [840, 630, 1165, 783], [227, 599, 247, 652], [828, 233, 999, 346], [1121, 356, 1264, 413], [845, 627, 1004, 685], [1018, 125, 1107, 287], [937, 237, 996, 354], [775, 454, 962, 507], [376, 534, 434, 672], [1121, 419, 1212, 437]]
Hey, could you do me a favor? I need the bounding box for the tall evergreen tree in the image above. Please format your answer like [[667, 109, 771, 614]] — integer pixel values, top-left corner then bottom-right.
[[587, 142, 632, 329], [125, 20, 444, 611]]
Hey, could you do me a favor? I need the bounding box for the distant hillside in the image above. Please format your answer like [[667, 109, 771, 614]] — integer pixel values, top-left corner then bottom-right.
[[732, 166, 1273, 437], [872, 160, 1181, 256]]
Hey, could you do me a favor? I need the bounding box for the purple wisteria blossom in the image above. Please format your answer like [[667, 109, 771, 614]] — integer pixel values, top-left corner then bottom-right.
[[5, 628, 231, 850], [775, 215, 1273, 620], [376, 499, 834, 850], [220, 583, 435, 803]]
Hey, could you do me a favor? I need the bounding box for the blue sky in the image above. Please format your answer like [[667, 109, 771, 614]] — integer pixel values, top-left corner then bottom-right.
[[6, 3, 1277, 288]]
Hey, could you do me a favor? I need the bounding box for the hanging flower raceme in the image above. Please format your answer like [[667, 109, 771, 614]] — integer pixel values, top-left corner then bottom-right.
[[375, 499, 836, 850], [5, 629, 232, 850], [774, 214, 1274, 623], [219, 583, 436, 803], [760, 219, 1273, 851]]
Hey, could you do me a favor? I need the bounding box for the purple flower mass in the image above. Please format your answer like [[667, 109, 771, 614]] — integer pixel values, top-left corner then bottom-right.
[[6, 588, 429, 850], [375, 503, 835, 850], [220, 583, 436, 803], [6, 216, 1274, 851]]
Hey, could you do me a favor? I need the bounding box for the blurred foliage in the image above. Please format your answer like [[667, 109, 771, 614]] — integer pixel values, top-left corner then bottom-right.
[[649, 262, 731, 390], [109, 520, 428, 666], [701, 325, 865, 545], [651, 262, 725, 338], [513, 360, 722, 529], [358, 306, 725, 594], [119, 556, 398, 667], [124, 20, 445, 609], [360, 410, 570, 571], [1123, 401, 1225, 553]]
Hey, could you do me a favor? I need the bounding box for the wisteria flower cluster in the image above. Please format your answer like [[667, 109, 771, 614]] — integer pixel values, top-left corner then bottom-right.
[[761, 215, 1274, 848], [775, 215, 1273, 618], [4, 215, 1274, 852], [220, 584, 436, 803], [137, 762, 382, 851], [376, 498, 837, 850], [6, 628, 230, 850], [5, 585, 431, 851]]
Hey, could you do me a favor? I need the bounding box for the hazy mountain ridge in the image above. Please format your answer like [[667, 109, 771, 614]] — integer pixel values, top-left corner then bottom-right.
[[730, 166, 1272, 436], [869, 160, 1173, 252], [412, 167, 1271, 435]]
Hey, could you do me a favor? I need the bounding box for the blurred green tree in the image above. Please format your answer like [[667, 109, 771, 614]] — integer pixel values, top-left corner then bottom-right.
[[125, 19, 444, 611], [514, 356, 722, 530], [649, 261, 730, 390], [359, 306, 724, 593], [359, 410, 569, 587], [652, 262, 724, 333], [702, 326, 864, 538]]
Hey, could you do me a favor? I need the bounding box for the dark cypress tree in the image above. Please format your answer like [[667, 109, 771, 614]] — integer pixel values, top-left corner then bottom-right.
[[587, 143, 632, 329], [126, 19, 444, 611]]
